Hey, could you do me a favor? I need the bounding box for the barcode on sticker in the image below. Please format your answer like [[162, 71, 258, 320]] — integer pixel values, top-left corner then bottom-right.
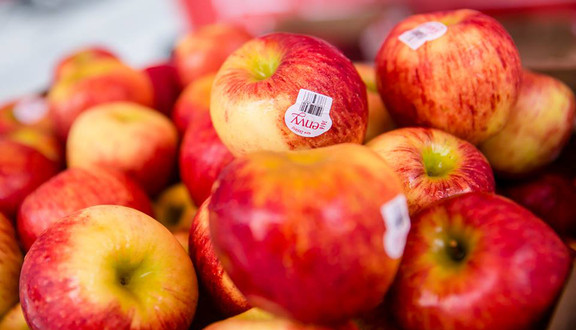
[[380, 194, 411, 259], [399, 22, 447, 50], [284, 89, 334, 138], [296, 89, 332, 117]]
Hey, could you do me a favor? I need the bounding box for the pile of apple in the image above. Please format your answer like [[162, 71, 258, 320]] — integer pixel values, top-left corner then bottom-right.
[[1, 8, 575, 330]]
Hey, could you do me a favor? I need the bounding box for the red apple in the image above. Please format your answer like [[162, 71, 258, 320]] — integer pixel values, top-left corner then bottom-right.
[[0, 212, 23, 319], [367, 127, 495, 215], [210, 32, 368, 156], [480, 71, 576, 176], [500, 173, 576, 238], [0, 303, 28, 330], [180, 109, 235, 207], [17, 167, 154, 251], [53, 46, 118, 82], [154, 183, 197, 233], [20, 205, 198, 330], [48, 58, 154, 140], [5, 127, 64, 166], [142, 62, 181, 116], [173, 23, 252, 87], [375, 9, 522, 144], [391, 192, 571, 330], [0, 95, 53, 135], [209, 143, 410, 324], [172, 73, 214, 136], [189, 198, 250, 317], [66, 102, 178, 196], [353, 62, 395, 142], [0, 139, 60, 219]]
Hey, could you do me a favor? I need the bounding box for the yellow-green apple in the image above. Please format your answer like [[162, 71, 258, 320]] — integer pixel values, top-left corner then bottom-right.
[[17, 167, 153, 251], [367, 127, 495, 215], [209, 143, 410, 324], [153, 183, 197, 233], [0, 140, 60, 219], [19, 205, 198, 330], [500, 173, 576, 238], [0, 95, 53, 135], [171, 73, 214, 135], [5, 127, 64, 166], [53, 46, 118, 82], [480, 71, 576, 176], [353, 62, 395, 142], [375, 9, 522, 145], [210, 32, 368, 156], [142, 62, 181, 116], [66, 102, 178, 196], [172, 230, 189, 254], [179, 109, 234, 206], [0, 213, 23, 319], [173, 23, 252, 87], [48, 58, 153, 139], [391, 192, 571, 330], [189, 198, 249, 317], [0, 303, 29, 330], [204, 308, 359, 330]]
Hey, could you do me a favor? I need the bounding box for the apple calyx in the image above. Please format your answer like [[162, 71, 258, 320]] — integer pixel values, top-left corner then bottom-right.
[[421, 145, 458, 178]]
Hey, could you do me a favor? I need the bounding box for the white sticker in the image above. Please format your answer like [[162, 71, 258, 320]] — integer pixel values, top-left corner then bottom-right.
[[380, 194, 411, 259], [12, 95, 48, 124], [284, 89, 333, 137], [398, 22, 448, 50]]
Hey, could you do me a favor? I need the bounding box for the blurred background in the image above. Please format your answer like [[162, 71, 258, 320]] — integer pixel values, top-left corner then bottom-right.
[[1, 0, 575, 102]]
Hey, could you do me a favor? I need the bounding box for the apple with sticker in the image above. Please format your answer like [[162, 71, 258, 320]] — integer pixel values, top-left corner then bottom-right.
[[208, 143, 409, 325], [210, 32, 368, 156]]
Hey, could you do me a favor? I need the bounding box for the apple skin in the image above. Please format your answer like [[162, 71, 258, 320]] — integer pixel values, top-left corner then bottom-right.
[[17, 167, 154, 251], [391, 192, 571, 330], [19, 205, 198, 330], [367, 127, 495, 215], [500, 173, 576, 238], [142, 62, 182, 116], [353, 63, 395, 142], [153, 183, 197, 233], [210, 32, 368, 156], [209, 143, 409, 324], [480, 71, 576, 176], [172, 73, 214, 136], [0, 140, 60, 219], [6, 127, 64, 166], [53, 46, 118, 82], [0, 95, 54, 135], [189, 198, 250, 317], [375, 9, 522, 145], [48, 58, 154, 140], [66, 102, 178, 196], [0, 303, 29, 330], [0, 212, 23, 319], [173, 23, 252, 87]]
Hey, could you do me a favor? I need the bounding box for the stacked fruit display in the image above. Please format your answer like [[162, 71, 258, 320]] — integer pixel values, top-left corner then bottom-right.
[[0, 8, 575, 330]]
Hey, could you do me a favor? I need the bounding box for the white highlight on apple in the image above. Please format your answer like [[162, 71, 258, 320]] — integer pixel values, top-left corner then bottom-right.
[[284, 89, 333, 137], [380, 194, 411, 259], [398, 22, 448, 50], [12, 95, 48, 124]]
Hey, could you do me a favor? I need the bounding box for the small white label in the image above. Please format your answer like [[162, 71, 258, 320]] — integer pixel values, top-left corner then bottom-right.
[[284, 89, 333, 138], [380, 194, 411, 259], [398, 22, 448, 50], [12, 95, 48, 124]]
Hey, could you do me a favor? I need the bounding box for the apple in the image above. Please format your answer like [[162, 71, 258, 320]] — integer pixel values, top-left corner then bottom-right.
[[0, 303, 28, 330], [375, 9, 522, 145], [173, 23, 252, 87], [20, 205, 198, 330], [391, 192, 571, 330], [480, 71, 576, 176], [154, 183, 197, 233], [0, 139, 60, 219], [210, 32, 368, 156], [353, 62, 395, 142], [53, 46, 118, 82], [0, 95, 53, 135], [367, 127, 495, 215], [0, 212, 23, 319], [500, 173, 576, 238], [48, 58, 154, 140], [17, 167, 154, 251], [142, 62, 181, 116], [189, 198, 250, 317], [5, 127, 64, 165], [180, 108, 235, 207], [209, 143, 410, 324], [66, 102, 178, 196], [172, 230, 189, 254], [204, 308, 359, 330], [172, 73, 214, 135]]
